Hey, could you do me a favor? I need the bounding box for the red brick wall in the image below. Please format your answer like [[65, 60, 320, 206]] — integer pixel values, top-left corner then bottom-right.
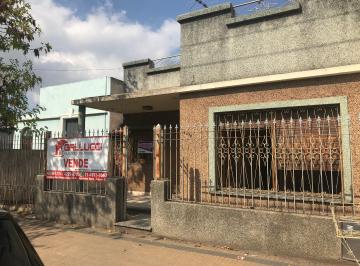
[[179, 74, 360, 201]]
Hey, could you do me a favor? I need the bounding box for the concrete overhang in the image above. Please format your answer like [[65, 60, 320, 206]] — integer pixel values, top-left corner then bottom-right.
[[72, 63, 360, 113], [72, 87, 180, 114]]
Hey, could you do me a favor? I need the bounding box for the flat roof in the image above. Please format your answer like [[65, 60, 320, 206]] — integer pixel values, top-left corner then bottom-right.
[[72, 64, 360, 113]]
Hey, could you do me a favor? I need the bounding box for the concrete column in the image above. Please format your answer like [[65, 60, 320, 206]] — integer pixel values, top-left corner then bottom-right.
[[151, 180, 169, 233], [44, 131, 52, 176], [106, 177, 127, 222], [78, 105, 86, 136], [34, 175, 45, 219], [35, 174, 45, 192], [78, 105, 86, 191], [151, 179, 169, 204]]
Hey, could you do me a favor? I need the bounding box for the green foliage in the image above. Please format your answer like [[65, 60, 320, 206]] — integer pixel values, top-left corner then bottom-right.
[[0, 0, 51, 132]]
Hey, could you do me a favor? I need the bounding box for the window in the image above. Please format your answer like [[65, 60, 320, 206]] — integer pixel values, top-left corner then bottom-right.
[[214, 105, 342, 199], [64, 118, 78, 137]]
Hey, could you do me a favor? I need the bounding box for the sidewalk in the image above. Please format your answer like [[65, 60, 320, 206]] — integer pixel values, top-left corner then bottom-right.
[[127, 194, 151, 211], [17, 215, 351, 266]]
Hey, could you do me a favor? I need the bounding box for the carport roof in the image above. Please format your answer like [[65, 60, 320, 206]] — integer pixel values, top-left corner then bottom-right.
[[72, 86, 181, 114]]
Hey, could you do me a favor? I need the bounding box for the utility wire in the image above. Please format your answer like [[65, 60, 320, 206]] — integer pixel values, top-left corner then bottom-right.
[[189, 2, 197, 11], [33, 55, 181, 72], [33, 67, 122, 72], [194, 0, 208, 8]]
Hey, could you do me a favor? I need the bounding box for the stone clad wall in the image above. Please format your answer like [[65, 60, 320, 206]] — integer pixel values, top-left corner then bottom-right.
[[35, 175, 127, 228], [147, 68, 180, 91], [123, 59, 180, 92], [179, 0, 360, 86], [151, 180, 341, 260]]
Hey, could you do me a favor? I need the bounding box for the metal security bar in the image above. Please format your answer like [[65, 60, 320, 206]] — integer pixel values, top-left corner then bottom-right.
[[157, 104, 354, 216], [153, 55, 180, 68], [44, 127, 129, 195], [233, 0, 296, 16]]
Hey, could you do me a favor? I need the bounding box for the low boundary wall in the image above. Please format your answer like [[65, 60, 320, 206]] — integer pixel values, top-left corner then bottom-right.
[[151, 180, 341, 260], [35, 175, 126, 228]]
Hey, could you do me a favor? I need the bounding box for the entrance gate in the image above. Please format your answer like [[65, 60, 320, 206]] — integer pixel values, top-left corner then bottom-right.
[[115, 126, 152, 231]]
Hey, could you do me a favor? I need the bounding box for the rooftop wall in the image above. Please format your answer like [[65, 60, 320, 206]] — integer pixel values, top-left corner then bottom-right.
[[178, 0, 360, 86], [123, 59, 180, 92]]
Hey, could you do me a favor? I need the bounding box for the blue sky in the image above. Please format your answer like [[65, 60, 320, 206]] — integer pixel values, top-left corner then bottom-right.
[[54, 0, 200, 28], [52, 0, 291, 30], [23, 0, 291, 106], [25, 0, 291, 106]]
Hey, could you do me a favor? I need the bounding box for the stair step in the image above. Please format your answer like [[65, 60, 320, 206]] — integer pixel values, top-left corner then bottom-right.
[[115, 220, 152, 232], [115, 212, 152, 232]]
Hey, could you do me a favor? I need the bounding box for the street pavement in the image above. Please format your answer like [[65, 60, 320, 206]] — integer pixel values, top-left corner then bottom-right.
[[16, 215, 352, 266]]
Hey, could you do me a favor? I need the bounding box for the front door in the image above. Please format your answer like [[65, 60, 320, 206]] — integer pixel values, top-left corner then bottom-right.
[[127, 129, 153, 194]]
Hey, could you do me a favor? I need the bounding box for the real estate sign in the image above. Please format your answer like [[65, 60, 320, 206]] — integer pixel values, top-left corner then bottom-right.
[[46, 136, 109, 180]]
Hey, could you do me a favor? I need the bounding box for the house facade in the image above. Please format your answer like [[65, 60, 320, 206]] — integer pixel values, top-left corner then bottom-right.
[[71, 0, 360, 259]]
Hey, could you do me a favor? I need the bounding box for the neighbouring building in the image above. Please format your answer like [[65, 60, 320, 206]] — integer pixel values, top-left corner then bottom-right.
[[18, 77, 124, 138], [71, 0, 360, 260]]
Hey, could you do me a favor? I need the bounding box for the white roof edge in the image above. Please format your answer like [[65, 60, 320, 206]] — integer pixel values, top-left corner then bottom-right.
[[179, 63, 360, 93]]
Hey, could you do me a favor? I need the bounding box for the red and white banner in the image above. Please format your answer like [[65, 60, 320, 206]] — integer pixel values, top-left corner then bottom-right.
[[46, 136, 109, 181]]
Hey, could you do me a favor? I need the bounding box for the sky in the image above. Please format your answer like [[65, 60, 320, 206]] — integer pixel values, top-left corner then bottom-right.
[[16, 0, 290, 105]]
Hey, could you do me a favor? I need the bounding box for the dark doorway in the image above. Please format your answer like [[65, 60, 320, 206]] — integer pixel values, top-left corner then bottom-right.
[[123, 111, 179, 194]]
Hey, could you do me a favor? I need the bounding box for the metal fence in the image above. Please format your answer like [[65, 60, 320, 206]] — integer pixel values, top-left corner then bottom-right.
[[0, 132, 47, 207], [153, 55, 180, 68], [0, 128, 129, 206], [233, 0, 296, 16], [156, 105, 355, 216]]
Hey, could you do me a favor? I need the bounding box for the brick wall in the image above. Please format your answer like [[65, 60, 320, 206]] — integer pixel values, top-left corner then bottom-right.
[[179, 73, 360, 202]]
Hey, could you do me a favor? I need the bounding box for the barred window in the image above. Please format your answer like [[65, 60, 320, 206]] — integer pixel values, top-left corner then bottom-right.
[[214, 105, 342, 199]]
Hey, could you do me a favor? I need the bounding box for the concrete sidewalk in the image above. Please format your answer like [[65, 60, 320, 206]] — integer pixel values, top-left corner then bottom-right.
[[17, 215, 350, 266], [127, 194, 151, 211]]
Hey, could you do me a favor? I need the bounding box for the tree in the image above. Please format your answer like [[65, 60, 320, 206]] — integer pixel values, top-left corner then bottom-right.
[[0, 0, 51, 132]]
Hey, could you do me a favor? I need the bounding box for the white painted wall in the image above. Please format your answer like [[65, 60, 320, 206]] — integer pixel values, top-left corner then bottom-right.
[[19, 77, 119, 134]]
